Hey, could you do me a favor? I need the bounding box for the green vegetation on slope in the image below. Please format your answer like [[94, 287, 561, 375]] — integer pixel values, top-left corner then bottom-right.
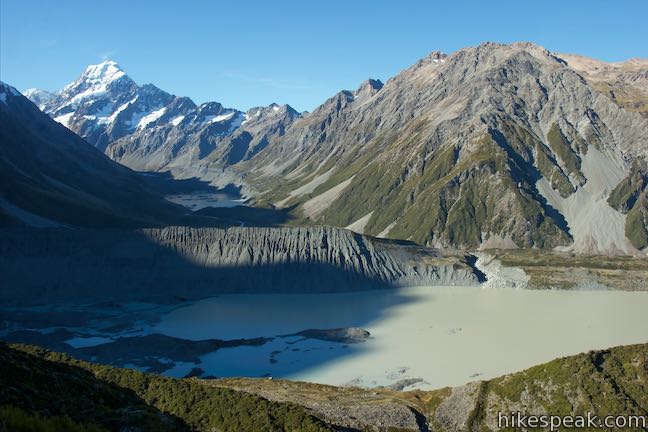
[[266, 112, 583, 250], [478, 343, 648, 430], [546, 123, 586, 185], [626, 196, 648, 249], [608, 162, 647, 212], [592, 81, 648, 118], [608, 163, 648, 250], [332, 129, 571, 249], [0, 343, 335, 432]]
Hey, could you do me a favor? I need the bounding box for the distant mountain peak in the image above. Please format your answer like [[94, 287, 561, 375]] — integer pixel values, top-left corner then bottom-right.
[[59, 60, 131, 98], [408, 50, 448, 72], [245, 103, 299, 117], [81, 60, 126, 83], [357, 78, 383, 94], [0, 83, 185, 227], [23, 87, 52, 98], [266, 103, 297, 115]]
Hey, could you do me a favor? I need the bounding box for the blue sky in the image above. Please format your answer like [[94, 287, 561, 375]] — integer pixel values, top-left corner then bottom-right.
[[2, 0, 647, 112]]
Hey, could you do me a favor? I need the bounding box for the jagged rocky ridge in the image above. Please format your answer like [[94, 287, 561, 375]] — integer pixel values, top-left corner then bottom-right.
[[0, 226, 478, 304], [107, 102, 301, 192]]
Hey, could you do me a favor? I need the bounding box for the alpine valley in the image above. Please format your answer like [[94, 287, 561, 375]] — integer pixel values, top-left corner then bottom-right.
[[2, 41, 648, 432], [21, 42, 648, 254]]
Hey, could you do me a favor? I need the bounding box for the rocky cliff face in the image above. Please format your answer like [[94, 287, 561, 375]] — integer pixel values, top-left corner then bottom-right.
[[0, 226, 478, 304], [250, 43, 648, 254]]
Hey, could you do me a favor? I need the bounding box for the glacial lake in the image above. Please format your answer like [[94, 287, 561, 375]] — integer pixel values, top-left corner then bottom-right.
[[148, 285, 648, 390], [165, 192, 245, 210]]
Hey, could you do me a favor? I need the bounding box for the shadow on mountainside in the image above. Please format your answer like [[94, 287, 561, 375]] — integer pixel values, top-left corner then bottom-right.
[[137, 171, 296, 227], [195, 205, 295, 227], [0, 342, 190, 431], [489, 129, 572, 236], [0, 227, 419, 381], [138, 171, 242, 196]]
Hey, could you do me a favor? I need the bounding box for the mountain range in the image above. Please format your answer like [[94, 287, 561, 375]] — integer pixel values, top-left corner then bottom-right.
[[24, 60, 301, 188], [18, 42, 648, 255]]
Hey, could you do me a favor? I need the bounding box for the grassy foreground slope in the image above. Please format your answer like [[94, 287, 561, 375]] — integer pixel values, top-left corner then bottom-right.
[[0, 343, 335, 432], [2, 342, 648, 431]]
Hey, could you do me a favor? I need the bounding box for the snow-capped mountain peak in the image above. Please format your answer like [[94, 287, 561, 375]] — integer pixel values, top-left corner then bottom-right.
[[84, 60, 125, 81], [66, 60, 127, 89], [35, 61, 177, 150], [57, 60, 133, 107]]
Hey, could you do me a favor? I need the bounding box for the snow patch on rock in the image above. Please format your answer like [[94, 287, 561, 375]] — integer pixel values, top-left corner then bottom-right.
[[54, 112, 74, 127], [136, 107, 166, 129], [171, 115, 185, 126]]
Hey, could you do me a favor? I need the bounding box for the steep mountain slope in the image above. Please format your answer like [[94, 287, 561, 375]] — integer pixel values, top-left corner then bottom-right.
[[34, 61, 196, 151], [0, 82, 185, 228], [250, 43, 648, 254], [27, 61, 300, 187], [426, 342, 648, 431]]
